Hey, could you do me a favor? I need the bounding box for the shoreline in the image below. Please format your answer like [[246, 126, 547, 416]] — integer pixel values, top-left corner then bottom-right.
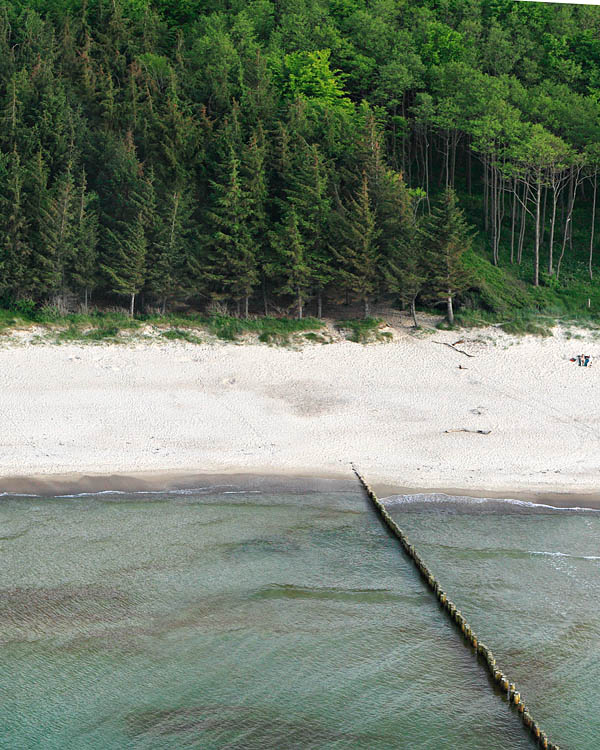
[[1, 468, 599, 509], [1, 326, 599, 506]]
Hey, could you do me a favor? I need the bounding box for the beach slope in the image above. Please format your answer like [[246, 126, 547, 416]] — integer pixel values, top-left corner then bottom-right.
[[1, 325, 598, 500]]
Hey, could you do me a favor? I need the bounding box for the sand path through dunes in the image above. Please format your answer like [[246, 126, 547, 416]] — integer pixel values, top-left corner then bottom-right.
[[0, 326, 598, 497]]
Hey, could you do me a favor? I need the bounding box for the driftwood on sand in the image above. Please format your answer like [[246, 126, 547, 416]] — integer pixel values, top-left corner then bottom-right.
[[433, 341, 475, 357], [444, 428, 491, 435]]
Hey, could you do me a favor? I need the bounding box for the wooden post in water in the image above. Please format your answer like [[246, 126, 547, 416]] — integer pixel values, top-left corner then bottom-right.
[[351, 463, 560, 750]]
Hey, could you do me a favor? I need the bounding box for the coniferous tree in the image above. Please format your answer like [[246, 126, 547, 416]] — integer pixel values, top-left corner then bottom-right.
[[103, 210, 146, 316], [241, 125, 269, 313], [288, 140, 332, 317], [0, 150, 29, 300], [381, 173, 424, 326], [69, 169, 99, 311], [271, 209, 311, 319], [422, 188, 473, 325], [242, 125, 268, 255], [98, 134, 148, 314], [23, 150, 57, 300], [206, 146, 257, 316], [146, 188, 194, 313], [2, 0, 600, 321], [41, 161, 76, 306], [333, 172, 381, 318]]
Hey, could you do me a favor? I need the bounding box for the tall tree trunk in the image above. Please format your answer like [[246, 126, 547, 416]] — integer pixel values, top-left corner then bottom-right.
[[446, 293, 454, 325], [244, 295, 249, 319], [534, 174, 541, 286], [130, 292, 135, 317], [557, 168, 580, 280], [423, 127, 430, 211], [517, 182, 527, 265], [491, 165, 504, 266], [317, 290, 323, 319], [483, 156, 489, 231], [363, 298, 370, 319], [590, 171, 597, 280], [548, 188, 558, 275], [83, 287, 89, 314], [451, 131, 458, 187], [467, 140, 472, 195], [444, 131, 450, 188], [410, 297, 418, 328], [510, 178, 517, 264], [297, 291, 303, 320], [262, 275, 268, 316], [568, 169, 574, 251], [541, 185, 547, 249], [491, 165, 497, 265]]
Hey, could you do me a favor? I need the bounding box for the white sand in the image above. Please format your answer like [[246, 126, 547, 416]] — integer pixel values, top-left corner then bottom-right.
[[0, 322, 598, 497]]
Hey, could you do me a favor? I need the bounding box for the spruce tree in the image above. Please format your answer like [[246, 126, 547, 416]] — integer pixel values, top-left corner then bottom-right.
[[333, 172, 381, 318], [242, 125, 268, 256], [0, 150, 29, 300], [206, 146, 257, 317], [41, 162, 76, 307], [288, 140, 332, 317], [382, 173, 424, 327], [271, 209, 311, 319], [24, 150, 57, 301], [103, 210, 147, 317], [69, 169, 99, 312], [98, 135, 148, 315], [422, 188, 473, 325], [146, 188, 194, 313]]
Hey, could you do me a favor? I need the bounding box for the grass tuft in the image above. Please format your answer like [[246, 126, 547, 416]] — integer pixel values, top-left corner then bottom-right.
[[336, 318, 386, 343], [160, 328, 202, 344]]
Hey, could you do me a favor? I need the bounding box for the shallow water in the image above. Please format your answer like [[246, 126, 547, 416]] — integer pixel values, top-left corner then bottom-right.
[[1, 481, 598, 749]]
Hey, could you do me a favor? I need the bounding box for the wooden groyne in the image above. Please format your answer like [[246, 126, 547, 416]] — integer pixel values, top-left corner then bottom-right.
[[352, 464, 560, 750]]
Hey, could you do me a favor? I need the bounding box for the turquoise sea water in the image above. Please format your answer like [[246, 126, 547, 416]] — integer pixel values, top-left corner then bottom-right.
[[1, 479, 598, 749]]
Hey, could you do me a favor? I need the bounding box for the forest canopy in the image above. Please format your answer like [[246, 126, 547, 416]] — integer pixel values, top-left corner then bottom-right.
[[1, 0, 600, 321]]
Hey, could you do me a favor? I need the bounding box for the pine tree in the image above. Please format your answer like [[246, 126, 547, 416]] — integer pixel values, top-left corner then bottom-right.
[[146, 188, 194, 313], [241, 124, 270, 314], [288, 140, 332, 317], [422, 188, 473, 325], [98, 135, 148, 315], [381, 174, 424, 327], [0, 150, 29, 300], [23, 150, 56, 300], [333, 172, 381, 318], [205, 146, 257, 317], [41, 162, 76, 306], [242, 125, 268, 255], [103, 210, 147, 317], [69, 169, 99, 311], [271, 209, 311, 319]]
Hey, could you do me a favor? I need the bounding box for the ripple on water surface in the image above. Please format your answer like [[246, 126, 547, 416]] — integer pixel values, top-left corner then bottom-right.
[[1, 483, 598, 749]]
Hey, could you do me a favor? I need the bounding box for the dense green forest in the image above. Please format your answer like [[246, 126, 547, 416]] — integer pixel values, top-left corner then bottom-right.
[[2, 0, 600, 324]]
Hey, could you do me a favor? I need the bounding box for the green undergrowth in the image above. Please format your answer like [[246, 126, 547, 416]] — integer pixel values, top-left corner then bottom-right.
[[0, 308, 327, 345], [160, 328, 203, 344], [452, 246, 600, 335], [302, 331, 331, 344], [336, 318, 391, 343], [199, 314, 323, 342], [53, 324, 122, 343]]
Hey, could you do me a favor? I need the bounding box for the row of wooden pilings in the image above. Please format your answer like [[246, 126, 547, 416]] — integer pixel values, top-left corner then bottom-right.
[[352, 464, 560, 750]]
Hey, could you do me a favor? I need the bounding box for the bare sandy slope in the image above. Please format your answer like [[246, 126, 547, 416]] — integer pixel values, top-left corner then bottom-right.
[[0, 323, 598, 499]]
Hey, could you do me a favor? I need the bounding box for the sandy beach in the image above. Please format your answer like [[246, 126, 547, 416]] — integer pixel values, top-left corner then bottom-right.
[[1, 321, 599, 504]]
